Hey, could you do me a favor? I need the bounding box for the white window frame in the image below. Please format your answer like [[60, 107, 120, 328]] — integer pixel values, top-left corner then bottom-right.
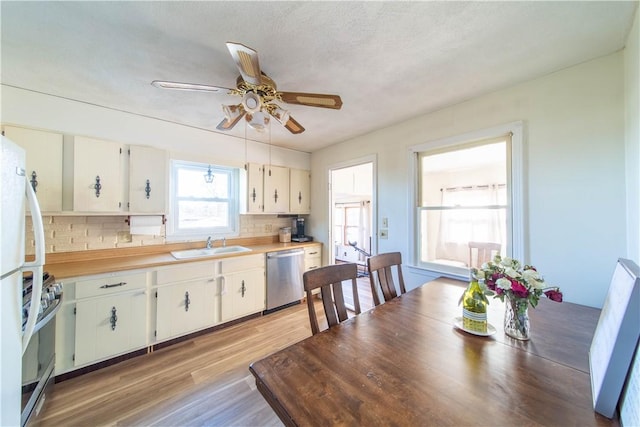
[[407, 121, 524, 278], [167, 159, 240, 241]]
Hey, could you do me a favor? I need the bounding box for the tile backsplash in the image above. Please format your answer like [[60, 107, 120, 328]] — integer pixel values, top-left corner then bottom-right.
[[25, 215, 294, 255]]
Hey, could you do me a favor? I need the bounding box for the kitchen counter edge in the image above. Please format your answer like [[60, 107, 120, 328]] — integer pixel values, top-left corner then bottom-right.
[[45, 241, 321, 280]]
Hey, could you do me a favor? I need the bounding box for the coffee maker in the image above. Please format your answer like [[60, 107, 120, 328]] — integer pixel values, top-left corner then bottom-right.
[[291, 217, 312, 242]]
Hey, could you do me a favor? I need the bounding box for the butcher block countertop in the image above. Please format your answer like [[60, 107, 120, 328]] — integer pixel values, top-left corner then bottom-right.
[[43, 236, 320, 280]]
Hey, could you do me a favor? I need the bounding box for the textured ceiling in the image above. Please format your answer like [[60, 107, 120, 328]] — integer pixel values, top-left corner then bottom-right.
[[1, 1, 637, 153]]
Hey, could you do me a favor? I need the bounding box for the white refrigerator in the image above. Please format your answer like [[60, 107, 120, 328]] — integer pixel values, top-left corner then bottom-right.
[[1, 136, 46, 427]]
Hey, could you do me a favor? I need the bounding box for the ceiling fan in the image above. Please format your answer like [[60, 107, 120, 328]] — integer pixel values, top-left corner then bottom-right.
[[151, 42, 343, 134]]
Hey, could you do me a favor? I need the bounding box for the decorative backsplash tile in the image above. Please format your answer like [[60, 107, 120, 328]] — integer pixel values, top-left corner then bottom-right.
[[25, 215, 294, 254]]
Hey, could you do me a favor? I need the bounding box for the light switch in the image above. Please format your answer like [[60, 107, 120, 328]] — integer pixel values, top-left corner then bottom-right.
[[382, 217, 388, 228]]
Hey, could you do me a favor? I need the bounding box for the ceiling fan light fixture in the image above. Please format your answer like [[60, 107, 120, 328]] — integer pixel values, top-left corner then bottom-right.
[[242, 92, 262, 114], [246, 111, 270, 132], [222, 104, 244, 121], [271, 105, 290, 126]]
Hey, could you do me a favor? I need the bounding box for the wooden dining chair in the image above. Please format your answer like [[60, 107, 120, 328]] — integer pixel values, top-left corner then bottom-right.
[[367, 252, 406, 306], [303, 263, 361, 335], [468, 241, 501, 268]]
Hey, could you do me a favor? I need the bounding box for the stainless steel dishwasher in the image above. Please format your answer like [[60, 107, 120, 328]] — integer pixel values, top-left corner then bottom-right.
[[266, 249, 305, 311]]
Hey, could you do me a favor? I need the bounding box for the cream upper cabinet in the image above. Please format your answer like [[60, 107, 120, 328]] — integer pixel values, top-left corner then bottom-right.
[[71, 136, 123, 212], [263, 165, 289, 213], [289, 168, 311, 214], [128, 145, 166, 213], [246, 163, 264, 213], [2, 125, 63, 212]]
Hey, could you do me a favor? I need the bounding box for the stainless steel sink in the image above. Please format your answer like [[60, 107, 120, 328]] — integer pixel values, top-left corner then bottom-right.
[[171, 246, 252, 259]]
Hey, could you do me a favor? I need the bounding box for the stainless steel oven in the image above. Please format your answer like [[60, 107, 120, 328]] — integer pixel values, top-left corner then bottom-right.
[[21, 272, 62, 427]]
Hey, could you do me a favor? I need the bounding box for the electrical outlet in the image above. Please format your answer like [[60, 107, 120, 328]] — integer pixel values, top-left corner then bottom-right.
[[382, 217, 388, 228], [117, 231, 132, 243], [379, 229, 388, 239], [264, 224, 273, 232]]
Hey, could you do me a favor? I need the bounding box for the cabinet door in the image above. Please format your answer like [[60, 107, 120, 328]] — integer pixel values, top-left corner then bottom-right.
[[3, 125, 63, 212], [263, 165, 289, 213], [73, 136, 123, 212], [221, 268, 265, 322], [155, 278, 218, 341], [289, 168, 311, 214], [129, 145, 166, 213], [55, 301, 76, 374], [246, 163, 264, 213], [74, 290, 147, 366]]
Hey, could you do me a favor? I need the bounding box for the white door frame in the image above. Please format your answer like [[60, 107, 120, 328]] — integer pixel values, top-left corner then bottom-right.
[[327, 154, 377, 266]]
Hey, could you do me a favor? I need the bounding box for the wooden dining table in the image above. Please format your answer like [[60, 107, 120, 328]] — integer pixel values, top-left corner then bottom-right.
[[249, 278, 619, 426]]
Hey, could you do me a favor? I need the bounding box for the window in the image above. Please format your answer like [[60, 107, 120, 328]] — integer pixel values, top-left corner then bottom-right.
[[334, 203, 365, 246], [411, 122, 523, 277], [169, 160, 240, 239]]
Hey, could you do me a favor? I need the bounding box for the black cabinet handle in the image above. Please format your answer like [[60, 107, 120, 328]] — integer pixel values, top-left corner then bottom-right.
[[100, 282, 127, 289], [251, 188, 257, 203], [185, 291, 190, 312], [145, 179, 151, 199], [30, 171, 38, 193], [298, 191, 302, 204], [110, 306, 118, 331], [94, 176, 102, 198], [241, 280, 246, 298], [274, 189, 278, 203]]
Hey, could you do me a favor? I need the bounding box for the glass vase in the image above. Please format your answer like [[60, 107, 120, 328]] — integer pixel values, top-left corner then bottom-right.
[[504, 294, 530, 340]]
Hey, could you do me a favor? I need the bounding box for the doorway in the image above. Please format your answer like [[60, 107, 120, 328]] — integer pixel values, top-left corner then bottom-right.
[[329, 158, 375, 310]]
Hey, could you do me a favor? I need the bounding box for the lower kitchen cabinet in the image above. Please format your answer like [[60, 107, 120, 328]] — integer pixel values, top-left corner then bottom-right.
[[70, 271, 148, 367], [154, 261, 219, 342], [220, 254, 265, 322], [221, 268, 265, 321], [304, 244, 322, 272], [74, 290, 147, 366]]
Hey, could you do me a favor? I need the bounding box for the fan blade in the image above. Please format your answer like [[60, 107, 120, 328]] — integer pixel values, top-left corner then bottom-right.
[[283, 115, 305, 134], [226, 42, 262, 86], [279, 92, 342, 110], [151, 80, 232, 93], [216, 108, 246, 131]]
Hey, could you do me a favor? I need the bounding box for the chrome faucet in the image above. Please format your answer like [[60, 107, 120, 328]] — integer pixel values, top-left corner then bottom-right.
[[206, 237, 226, 249]]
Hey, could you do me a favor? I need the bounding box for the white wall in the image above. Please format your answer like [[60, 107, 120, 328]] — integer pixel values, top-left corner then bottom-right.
[[311, 51, 628, 308], [0, 86, 310, 169], [625, 6, 640, 264]]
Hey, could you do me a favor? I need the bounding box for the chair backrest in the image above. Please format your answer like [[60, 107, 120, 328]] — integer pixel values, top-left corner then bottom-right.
[[367, 252, 406, 306], [468, 241, 501, 269], [303, 263, 361, 335]]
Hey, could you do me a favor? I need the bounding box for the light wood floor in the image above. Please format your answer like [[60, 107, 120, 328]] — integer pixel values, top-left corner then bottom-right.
[[38, 278, 373, 427]]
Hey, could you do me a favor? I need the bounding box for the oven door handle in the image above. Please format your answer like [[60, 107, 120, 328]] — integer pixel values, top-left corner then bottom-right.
[[31, 296, 63, 336]]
